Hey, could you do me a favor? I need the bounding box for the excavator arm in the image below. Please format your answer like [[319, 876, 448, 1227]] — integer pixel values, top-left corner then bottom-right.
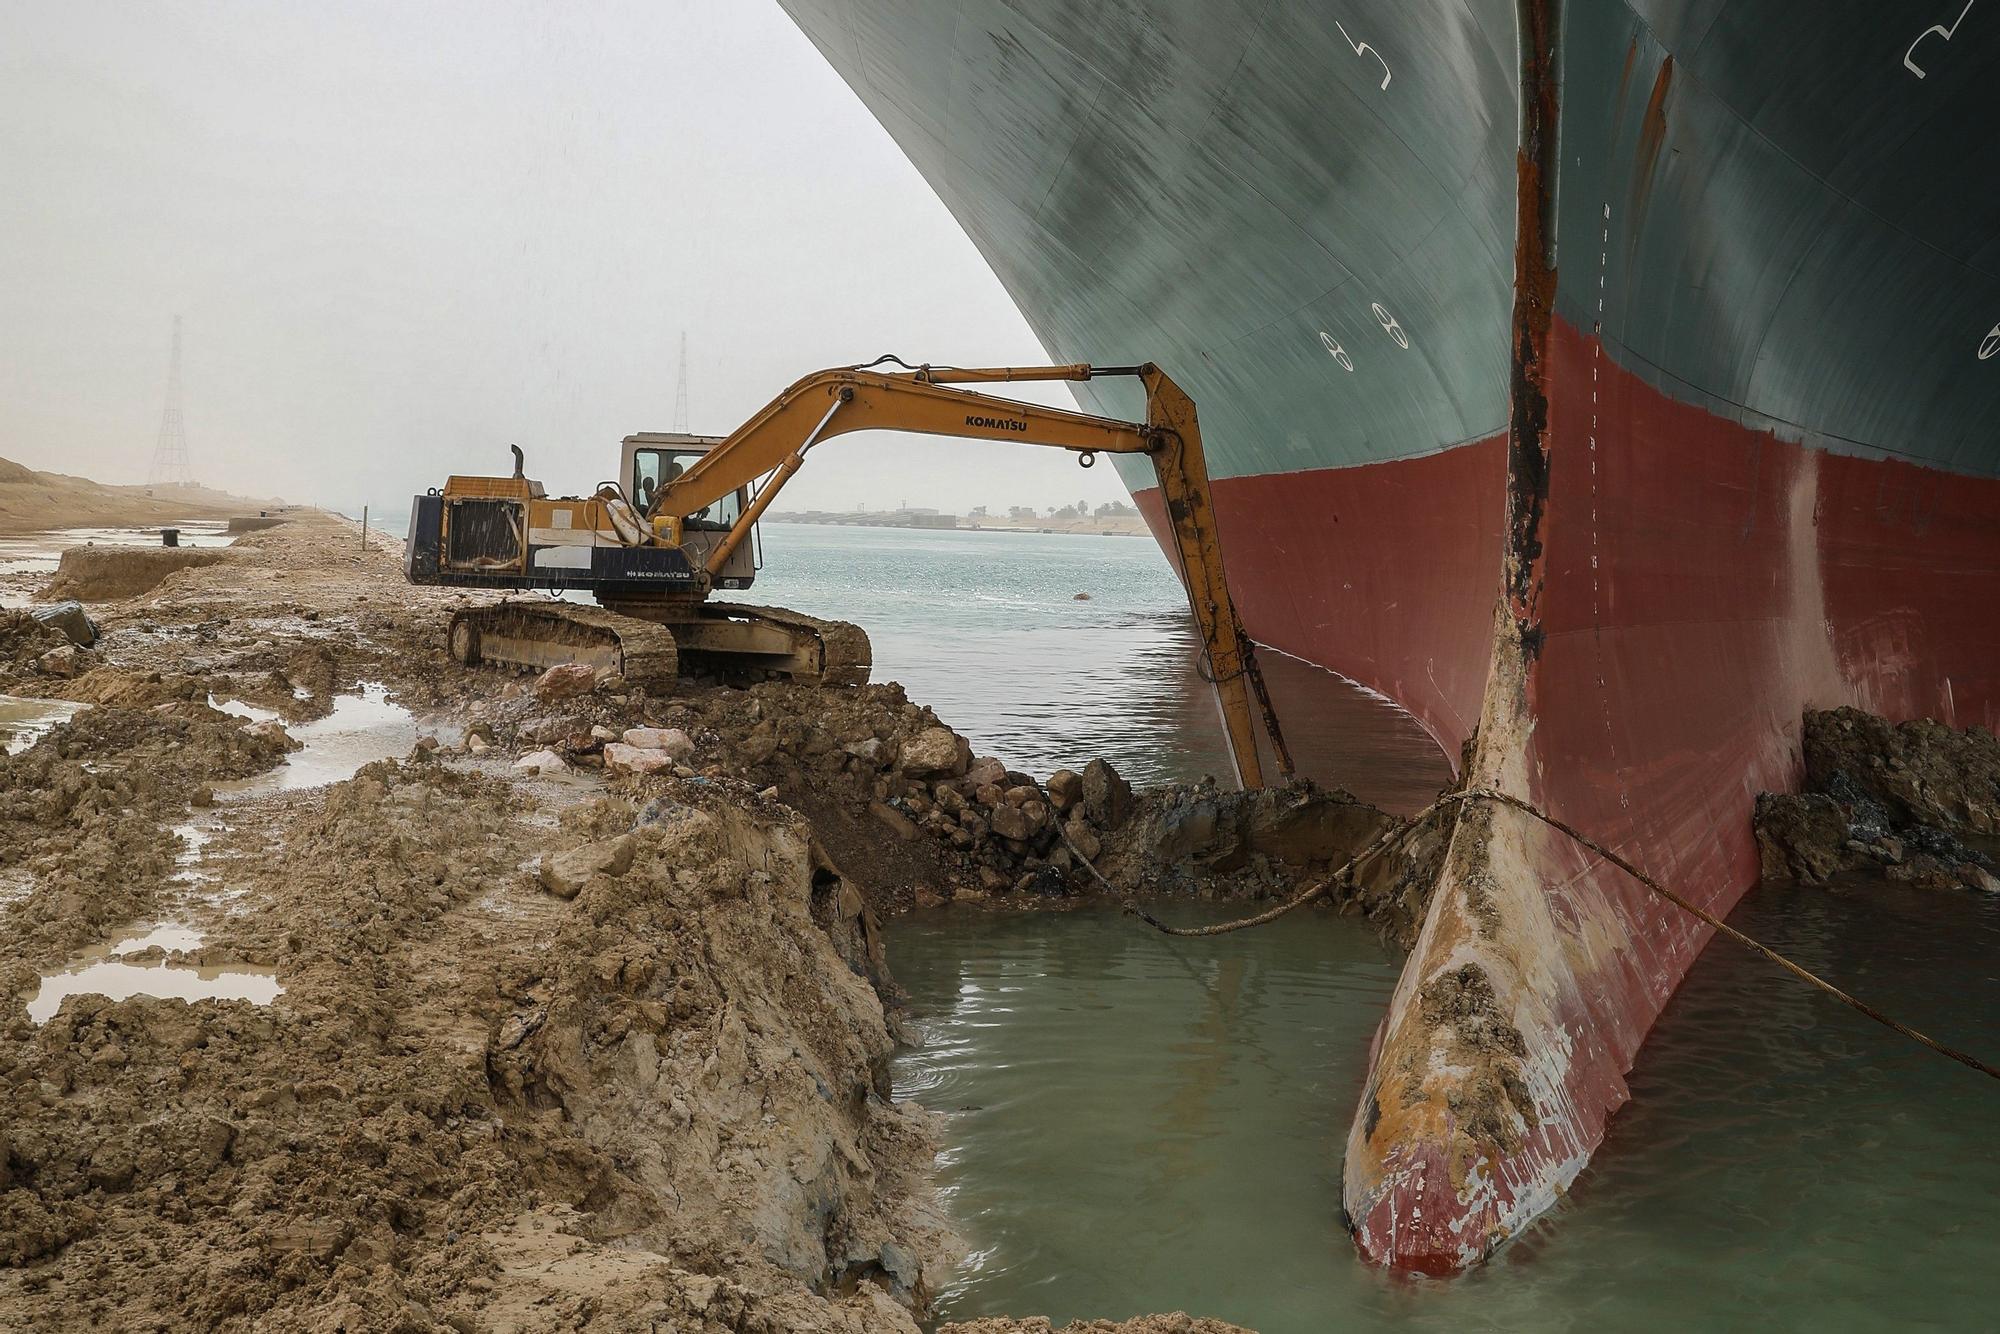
[[651, 360, 1293, 789]]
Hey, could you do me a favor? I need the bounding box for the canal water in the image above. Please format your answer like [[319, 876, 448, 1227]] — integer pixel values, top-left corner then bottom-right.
[[753, 523, 1450, 812], [895, 888, 2000, 1331], [756, 524, 2000, 1329]]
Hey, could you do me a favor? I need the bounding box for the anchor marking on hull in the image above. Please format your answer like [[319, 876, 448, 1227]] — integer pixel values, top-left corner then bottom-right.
[[1335, 21, 1391, 91], [1905, 1, 1977, 79], [1371, 304, 1410, 350], [1318, 331, 1355, 372]]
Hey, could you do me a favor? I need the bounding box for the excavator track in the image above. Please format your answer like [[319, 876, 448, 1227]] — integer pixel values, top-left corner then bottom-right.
[[592, 594, 872, 687], [447, 601, 680, 692], [450, 597, 871, 690], [701, 601, 872, 687]]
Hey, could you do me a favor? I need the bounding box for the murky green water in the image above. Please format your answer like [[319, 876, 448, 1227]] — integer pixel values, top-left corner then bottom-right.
[[892, 886, 2000, 1331], [753, 524, 1449, 811]]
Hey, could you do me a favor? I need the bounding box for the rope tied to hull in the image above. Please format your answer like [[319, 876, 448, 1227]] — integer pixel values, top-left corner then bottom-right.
[[1077, 786, 2000, 1082]]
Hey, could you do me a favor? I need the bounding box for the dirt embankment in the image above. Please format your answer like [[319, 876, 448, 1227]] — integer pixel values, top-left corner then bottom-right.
[[41, 547, 234, 602], [0, 509, 1421, 1330], [1756, 707, 2000, 893], [0, 455, 260, 534]]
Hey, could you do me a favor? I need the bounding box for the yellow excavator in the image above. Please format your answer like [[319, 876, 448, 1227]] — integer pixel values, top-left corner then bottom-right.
[[404, 359, 1291, 787]]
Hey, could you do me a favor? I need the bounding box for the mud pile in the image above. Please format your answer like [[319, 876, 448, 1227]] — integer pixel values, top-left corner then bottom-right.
[[0, 696, 296, 986], [0, 515, 952, 1329], [0, 610, 74, 687], [462, 672, 1427, 939], [1755, 707, 2000, 892], [41, 547, 232, 603], [2, 751, 948, 1330]]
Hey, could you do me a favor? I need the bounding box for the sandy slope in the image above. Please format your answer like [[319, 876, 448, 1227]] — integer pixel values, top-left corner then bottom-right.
[[0, 456, 267, 534]]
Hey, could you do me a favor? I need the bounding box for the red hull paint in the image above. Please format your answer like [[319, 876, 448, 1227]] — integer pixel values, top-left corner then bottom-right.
[[1137, 315, 2000, 1272], [1131, 436, 1507, 760], [1336, 316, 2000, 1270]]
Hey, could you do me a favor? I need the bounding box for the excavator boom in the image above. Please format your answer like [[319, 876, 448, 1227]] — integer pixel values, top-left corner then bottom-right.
[[407, 358, 1290, 789], [658, 360, 1290, 789]]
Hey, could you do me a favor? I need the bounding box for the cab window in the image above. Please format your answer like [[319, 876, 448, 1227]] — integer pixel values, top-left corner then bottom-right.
[[631, 450, 679, 512], [633, 449, 742, 531]]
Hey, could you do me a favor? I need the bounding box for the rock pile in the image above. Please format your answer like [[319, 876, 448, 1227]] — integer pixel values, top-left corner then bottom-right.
[[1756, 707, 2000, 892], [454, 672, 1423, 935], [0, 610, 82, 686], [476, 676, 1148, 904]]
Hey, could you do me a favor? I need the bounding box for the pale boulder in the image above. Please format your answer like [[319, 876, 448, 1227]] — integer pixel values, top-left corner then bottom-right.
[[844, 736, 888, 767], [604, 743, 677, 775], [622, 727, 695, 758], [37, 645, 81, 677], [513, 748, 569, 774], [964, 756, 1009, 789], [898, 726, 971, 779], [245, 719, 303, 752], [538, 836, 635, 899], [533, 662, 599, 701]]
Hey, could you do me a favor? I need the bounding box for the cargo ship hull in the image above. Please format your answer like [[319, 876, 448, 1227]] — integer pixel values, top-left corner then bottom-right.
[[781, 0, 2000, 1270]]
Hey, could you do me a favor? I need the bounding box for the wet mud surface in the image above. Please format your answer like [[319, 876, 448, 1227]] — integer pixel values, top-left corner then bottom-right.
[[1755, 707, 2000, 894], [0, 512, 1415, 1331]]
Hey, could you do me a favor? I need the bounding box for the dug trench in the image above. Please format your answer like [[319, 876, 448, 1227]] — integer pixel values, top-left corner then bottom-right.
[[0, 512, 1457, 1332]]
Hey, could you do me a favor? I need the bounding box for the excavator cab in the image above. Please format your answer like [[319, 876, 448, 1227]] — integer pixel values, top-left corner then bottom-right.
[[404, 433, 759, 595], [620, 432, 756, 584]]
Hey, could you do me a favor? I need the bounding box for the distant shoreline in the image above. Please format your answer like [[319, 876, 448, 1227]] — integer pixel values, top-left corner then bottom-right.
[[765, 515, 1149, 538], [0, 458, 272, 536]]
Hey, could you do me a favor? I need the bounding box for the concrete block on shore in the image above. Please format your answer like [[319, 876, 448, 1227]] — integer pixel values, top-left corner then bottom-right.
[[29, 599, 97, 646]]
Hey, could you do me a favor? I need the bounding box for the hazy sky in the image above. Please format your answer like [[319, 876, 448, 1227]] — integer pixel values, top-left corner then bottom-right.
[[0, 1, 1132, 517]]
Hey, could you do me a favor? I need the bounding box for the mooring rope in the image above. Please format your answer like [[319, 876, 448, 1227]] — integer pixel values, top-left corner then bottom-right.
[[1067, 787, 2000, 1082]]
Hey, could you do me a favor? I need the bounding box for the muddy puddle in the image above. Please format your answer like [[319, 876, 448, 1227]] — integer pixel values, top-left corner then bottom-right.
[[213, 682, 427, 797], [0, 695, 87, 754], [208, 695, 282, 725], [0, 521, 232, 572], [24, 923, 281, 1024], [171, 821, 214, 880], [0, 521, 234, 607]]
